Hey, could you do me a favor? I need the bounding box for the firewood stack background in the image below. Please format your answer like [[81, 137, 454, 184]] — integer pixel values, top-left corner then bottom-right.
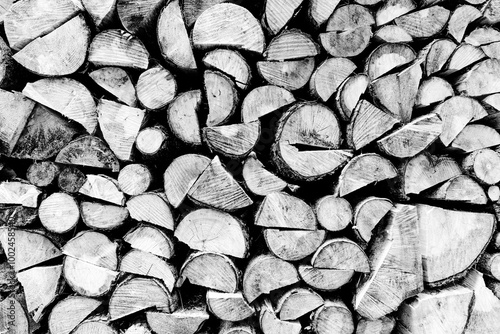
[[3, 0, 500, 332]]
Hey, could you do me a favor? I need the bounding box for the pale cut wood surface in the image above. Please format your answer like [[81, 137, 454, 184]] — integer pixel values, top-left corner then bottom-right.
[[203, 49, 252, 90], [311, 238, 369, 272], [118, 164, 151, 196], [448, 5, 481, 43], [206, 290, 255, 322], [117, 0, 166, 35], [81, 201, 129, 230], [336, 74, 369, 121], [136, 65, 177, 110], [124, 225, 175, 259], [242, 152, 287, 197], [157, 0, 196, 71], [89, 67, 137, 107], [299, 265, 354, 291], [275, 288, 323, 321], [48, 296, 102, 334], [395, 6, 450, 38], [241, 85, 295, 123], [309, 57, 356, 102], [97, 99, 145, 161], [205, 70, 239, 127], [82, 0, 116, 29], [353, 197, 393, 246], [0, 181, 41, 208], [257, 57, 315, 91], [426, 175, 488, 205], [314, 196, 352, 232], [365, 43, 416, 80], [264, 228, 326, 261], [0, 90, 35, 155], [166, 90, 203, 146], [4, 0, 80, 50], [13, 14, 90, 76], [39, 192, 80, 233], [262, 0, 302, 36], [88, 29, 149, 70], [203, 121, 260, 159], [192, 3, 265, 54], [376, 0, 416, 27], [79, 174, 125, 206], [264, 29, 319, 60], [62, 230, 118, 270], [23, 77, 98, 133]]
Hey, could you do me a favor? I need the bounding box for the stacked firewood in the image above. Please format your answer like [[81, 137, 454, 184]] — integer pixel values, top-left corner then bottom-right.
[[2, 0, 500, 333]]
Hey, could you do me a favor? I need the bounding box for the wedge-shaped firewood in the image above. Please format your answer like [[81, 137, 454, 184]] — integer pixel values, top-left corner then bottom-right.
[[257, 58, 315, 91], [418, 204, 495, 286], [0, 90, 35, 156], [488, 186, 500, 202], [365, 43, 416, 80], [415, 77, 454, 109], [357, 315, 395, 334], [352, 197, 393, 246], [259, 299, 301, 334], [0, 228, 61, 272], [460, 270, 500, 333], [89, 67, 137, 107], [11, 104, 82, 160], [455, 59, 500, 96], [88, 29, 149, 70], [314, 196, 352, 232], [157, 0, 196, 72], [450, 124, 500, 153], [205, 70, 239, 126], [63, 231, 118, 270], [242, 153, 287, 197], [374, 25, 413, 44], [334, 153, 398, 197], [0, 181, 41, 208], [262, 0, 303, 36], [274, 287, 323, 321], [207, 290, 255, 321], [376, 0, 416, 26], [203, 50, 252, 91], [4, 0, 80, 50], [465, 26, 500, 59], [477, 252, 500, 280], [311, 238, 370, 273], [241, 85, 294, 122], [167, 90, 203, 146], [118, 164, 152, 196], [79, 174, 125, 206], [395, 6, 450, 38], [307, 0, 340, 28], [298, 264, 353, 291], [419, 39, 456, 76], [178, 251, 240, 293], [48, 296, 102, 334], [434, 96, 486, 146], [39, 192, 80, 233], [192, 4, 265, 55], [163, 154, 210, 208], [56, 135, 119, 172], [176, 209, 249, 258], [81, 201, 128, 231], [63, 256, 118, 297], [23, 78, 98, 134], [311, 299, 354, 334], [27, 161, 60, 187], [371, 61, 422, 122], [124, 225, 175, 259], [73, 318, 117, 334], [463, 148, 500, 185], [136, 65, 177, 111], [188, 156, 253, 211], [109, 277, 178, 321], [147, 307, 209, 334], [272, 102, 351, 181], [17, 265, 64, 322], [13, 14, 89, 76], [97, 99, 145, 161], [256, 192, 316, 230], [400, 152, 462, 196], [347, 99, 399, 150], [377, 113, 442, 158], [425, 175, 487, 205], [203, 121, 259, 159], [117, 0, 164, 34], [264, 29, 319, 61], [448, 5, 481, 43], [126, 192, 174, 230], [264, 228, 326, 261], [82, 0, 116, 29], [309, 58, 356, 103], [120, 249, 177, 292], [441, 43, 486, 77], [354, 204, 423, 320], [243, 254, 299, 303], [396, 286, 473, 334], [320, 4, 374, 58], [335, 74, 369, 121]]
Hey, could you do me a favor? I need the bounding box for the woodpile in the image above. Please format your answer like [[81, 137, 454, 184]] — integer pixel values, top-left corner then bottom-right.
[[3, 0, 500, 333]]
